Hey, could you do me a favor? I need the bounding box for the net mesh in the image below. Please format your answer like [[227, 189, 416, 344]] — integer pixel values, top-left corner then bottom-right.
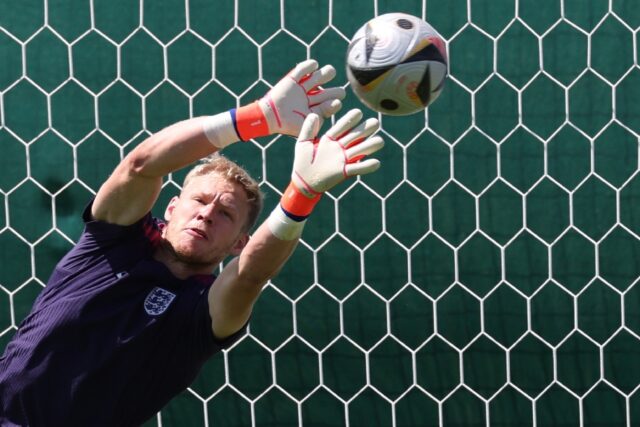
[[1, 0, 640, 425]]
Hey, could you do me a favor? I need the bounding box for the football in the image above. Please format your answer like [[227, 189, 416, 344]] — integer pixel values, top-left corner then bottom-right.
[[346, 13, 448, 116]]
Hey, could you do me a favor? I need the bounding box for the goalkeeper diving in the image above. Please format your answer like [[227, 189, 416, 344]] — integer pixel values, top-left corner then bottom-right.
[[0, 60, 384, 426]]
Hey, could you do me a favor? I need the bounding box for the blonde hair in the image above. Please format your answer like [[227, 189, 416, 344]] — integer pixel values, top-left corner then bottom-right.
[[183, 154, 263, 232]]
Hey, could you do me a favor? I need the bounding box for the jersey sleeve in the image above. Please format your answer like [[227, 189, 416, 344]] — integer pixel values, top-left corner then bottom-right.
[[81, 199, 156, 243], [55, 199, 158, 273], [193, 286, 249, 355], [212, 320, 249, 350]]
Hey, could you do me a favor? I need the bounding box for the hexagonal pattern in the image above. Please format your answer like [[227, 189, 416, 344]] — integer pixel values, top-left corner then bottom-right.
[[462, 335, 506, 398], [489, 386, 533, 426], [0, 31, 22, 90], [569, 71, 612, 137], [543, 21, 588, 86], [497, 21, 539, 88], [531, 281, 574, 346], [616, 68, 640, 134], [71, 31, 117, 94], [522, 75, 565, 139], [557, 331, 600, 396], [453, 129, 497, 193], [1, 1, 639, 425], [475, 77, 518, 140], [565, 0, 608, 32], [369, 337, 413, 400], [26, 28, 69, 92]]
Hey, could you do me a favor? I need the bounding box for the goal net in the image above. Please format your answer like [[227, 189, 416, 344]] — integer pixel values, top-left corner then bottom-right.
[[1, 0, 639, 425]]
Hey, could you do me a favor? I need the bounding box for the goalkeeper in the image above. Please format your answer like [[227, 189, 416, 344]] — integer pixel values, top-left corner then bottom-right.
[[0, 60, 384, 426]]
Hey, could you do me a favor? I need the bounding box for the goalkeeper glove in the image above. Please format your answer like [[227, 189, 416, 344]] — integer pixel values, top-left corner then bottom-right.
[[203, 60, 345, 148], [234, 59, 345, 140], [268, 109, 384, 240]]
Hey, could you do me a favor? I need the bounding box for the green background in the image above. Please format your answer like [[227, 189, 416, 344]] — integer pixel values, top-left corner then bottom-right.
[[2, 0, 640, 425]]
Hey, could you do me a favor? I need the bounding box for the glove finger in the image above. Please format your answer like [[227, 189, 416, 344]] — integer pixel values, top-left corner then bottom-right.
[[298, 113, 321, 142], [290, 59, 319, 80], [345, 159, 381, 177], [301, 64, 337, 90], [339, 118, 379, 148], [346, 136, 384, 160], [325, 109, 363, 139], [308, 87, 346, 105], [311, 99, 343, 119]]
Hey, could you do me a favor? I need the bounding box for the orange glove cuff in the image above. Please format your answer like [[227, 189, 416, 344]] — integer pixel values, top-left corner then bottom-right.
[[280, 182, 322, 220], [234, 101, 270, 141]]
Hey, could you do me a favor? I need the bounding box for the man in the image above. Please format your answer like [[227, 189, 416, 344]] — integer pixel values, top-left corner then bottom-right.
[[0, 59, 384, 426]]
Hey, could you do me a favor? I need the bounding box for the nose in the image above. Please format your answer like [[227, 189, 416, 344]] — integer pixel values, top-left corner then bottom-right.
[[196, 203, 215, 224]]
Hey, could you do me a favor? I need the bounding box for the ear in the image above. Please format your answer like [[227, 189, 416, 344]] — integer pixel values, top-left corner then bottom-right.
[[229, 232, 250, 256], [164, 196, 180, 222]]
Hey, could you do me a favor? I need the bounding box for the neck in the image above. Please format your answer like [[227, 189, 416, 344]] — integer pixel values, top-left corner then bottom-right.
[[153, 240, 218, 280]]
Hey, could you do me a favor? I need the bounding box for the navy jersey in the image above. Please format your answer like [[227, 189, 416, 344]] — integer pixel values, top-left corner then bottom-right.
[[0, 202, 246, 427]]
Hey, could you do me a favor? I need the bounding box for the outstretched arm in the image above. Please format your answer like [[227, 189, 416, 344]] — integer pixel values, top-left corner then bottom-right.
[[92, 60, 345, 226], [209, 109, 384, 339], [92, 117, 224, 225]]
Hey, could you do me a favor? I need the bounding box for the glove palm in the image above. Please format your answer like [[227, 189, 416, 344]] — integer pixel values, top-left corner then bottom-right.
[[280, 109, 384, 218], [236, 60, 346, 140]]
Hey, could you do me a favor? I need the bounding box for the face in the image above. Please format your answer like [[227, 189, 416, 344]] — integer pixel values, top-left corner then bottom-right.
[[162, 173, 250, 268]]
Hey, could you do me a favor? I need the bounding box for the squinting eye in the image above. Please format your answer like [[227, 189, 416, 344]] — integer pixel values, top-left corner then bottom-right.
[[194, 198, 204, 204], [219, 209, 233, 220]]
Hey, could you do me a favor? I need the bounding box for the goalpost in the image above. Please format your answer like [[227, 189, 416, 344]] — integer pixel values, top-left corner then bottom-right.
[[1, 0, 639, 425]]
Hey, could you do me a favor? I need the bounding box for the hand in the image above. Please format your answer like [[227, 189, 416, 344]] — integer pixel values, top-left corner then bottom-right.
[[263, 60, 346, 136], [280, 109, 384, 218], [235, 60, 346, 140]]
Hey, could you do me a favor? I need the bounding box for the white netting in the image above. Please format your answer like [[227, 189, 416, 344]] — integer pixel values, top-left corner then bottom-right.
[[1, 0, 639, 425]]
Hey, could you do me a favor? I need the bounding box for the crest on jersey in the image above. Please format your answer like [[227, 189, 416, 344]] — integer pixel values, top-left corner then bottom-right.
[[144, 287, 176, 316]]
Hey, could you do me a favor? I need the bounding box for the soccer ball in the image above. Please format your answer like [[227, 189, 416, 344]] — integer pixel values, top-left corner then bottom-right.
[[346, 13, 448, 116]]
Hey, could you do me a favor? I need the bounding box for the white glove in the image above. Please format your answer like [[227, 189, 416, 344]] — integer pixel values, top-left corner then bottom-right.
[[280, 109, 384, 218], [234, 60, 346, 140]]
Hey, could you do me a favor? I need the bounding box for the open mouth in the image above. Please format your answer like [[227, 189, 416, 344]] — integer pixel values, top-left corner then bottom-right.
[[186, 228, 208, 240]]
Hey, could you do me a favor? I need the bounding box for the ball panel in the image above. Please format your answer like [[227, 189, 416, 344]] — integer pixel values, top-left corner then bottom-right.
[[415, 64, 433, 106], [429, 62, 447, 94], [377, 62, 430, 115], [380, 99, 399, 110], [347, 67, 389, 113], [347, 15, 415, 68], [396, 18, 414, 30], [414, 61, 448, 107], [348, 65, 394, 87], [403, 40, 447, 66]]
